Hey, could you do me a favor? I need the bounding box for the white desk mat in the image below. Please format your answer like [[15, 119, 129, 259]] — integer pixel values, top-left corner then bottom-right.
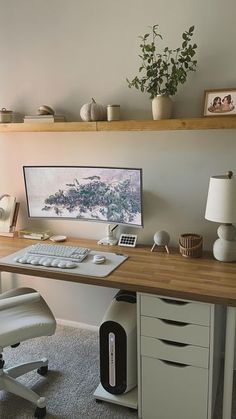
[[0, 247, 128, 278]]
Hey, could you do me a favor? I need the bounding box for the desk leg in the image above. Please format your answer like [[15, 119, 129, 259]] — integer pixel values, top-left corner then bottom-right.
[[222, 306, 236, 419]]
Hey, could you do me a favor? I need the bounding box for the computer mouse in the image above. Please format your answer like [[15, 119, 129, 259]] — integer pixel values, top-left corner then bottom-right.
[[92, 254, 106, 264]]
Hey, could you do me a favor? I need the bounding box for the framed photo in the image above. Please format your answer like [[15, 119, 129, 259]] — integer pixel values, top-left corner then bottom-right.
[[203, 88, 236, 116]]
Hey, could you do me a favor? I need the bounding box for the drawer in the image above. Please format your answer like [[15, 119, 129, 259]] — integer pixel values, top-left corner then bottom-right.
[[141, 316, 209, 347], [141, 336, 209, 368], [141, 356, 208, 419], [140, 294, 211, 326]]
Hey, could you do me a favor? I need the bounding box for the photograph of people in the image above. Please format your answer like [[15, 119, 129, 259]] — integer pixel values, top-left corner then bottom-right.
[[208, 93, 235, 113], [208, 96, 222, 113], [221, 95, 235, 111]]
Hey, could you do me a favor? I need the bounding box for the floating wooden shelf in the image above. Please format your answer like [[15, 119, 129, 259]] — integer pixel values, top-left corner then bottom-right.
[[0, 121, 96, 132], [97, 117, 236, 131], [0, 116, 236, 133]]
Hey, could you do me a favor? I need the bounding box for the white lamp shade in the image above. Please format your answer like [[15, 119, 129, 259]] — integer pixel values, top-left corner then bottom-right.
[[205, 175, 236, 223]]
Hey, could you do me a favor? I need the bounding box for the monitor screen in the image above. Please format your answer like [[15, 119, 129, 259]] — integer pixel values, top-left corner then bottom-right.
[[23, 166, 143, 227]]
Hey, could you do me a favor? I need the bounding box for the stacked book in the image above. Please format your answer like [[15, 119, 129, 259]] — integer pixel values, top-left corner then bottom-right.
[[24, 114, 66, 123], [18, 228, 51, 240]]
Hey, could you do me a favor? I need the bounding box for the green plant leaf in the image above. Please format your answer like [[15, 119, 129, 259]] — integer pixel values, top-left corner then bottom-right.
[[126, 23, 197, 98]]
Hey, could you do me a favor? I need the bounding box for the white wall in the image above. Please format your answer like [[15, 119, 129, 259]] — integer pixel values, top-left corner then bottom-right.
[[0, 0, 235, 326]]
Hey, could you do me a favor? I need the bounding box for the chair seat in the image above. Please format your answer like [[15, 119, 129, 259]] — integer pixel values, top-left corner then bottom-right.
[[0, 287, 56, 348]]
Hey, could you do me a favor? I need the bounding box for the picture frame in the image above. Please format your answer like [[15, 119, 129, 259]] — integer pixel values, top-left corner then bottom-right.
[[203, 88, 236, 116]]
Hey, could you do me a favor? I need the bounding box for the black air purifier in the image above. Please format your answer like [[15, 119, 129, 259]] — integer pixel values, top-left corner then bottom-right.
[[99, 290, 137, 395]]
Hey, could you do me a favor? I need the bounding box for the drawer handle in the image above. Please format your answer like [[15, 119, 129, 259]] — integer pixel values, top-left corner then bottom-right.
[[160, 359, 188, 368], [160, 339, 188, 347], [159, 298, 189, 306], [160, 318, 189, 327]]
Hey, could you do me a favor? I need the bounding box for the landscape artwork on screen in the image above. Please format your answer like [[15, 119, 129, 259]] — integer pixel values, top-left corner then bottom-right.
[[23, 166, 143, 226]]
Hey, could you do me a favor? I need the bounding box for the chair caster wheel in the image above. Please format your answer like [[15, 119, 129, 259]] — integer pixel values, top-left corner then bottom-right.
[[37, 365, 48, 376], [34, 406, 46, 418], [95, 398, 103, 403]]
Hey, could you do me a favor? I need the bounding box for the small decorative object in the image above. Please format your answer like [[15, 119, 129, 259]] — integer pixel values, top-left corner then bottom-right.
[[205, 171, 236, 262], [0, 108, 13, 123], [24, 105, 65, 123], [127, 24, 197, 120], [37, 105, 55, 115], [151, 230, 170, 253], [80, 98, 106, 121], [107, 104, 120, 121], [203, 88, 236, 116], [179, 233, 203, 258]]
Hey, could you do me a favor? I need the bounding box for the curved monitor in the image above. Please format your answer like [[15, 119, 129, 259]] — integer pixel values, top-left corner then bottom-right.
[[23, 166, 143, 227]]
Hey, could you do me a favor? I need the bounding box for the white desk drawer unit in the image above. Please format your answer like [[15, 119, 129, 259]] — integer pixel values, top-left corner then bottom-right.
[[141, 316, 210, 347], [141, 336, 209, 368], [141, 294, 211, 326], [137, 293, 224, 419], [142, 356, 208, 419]]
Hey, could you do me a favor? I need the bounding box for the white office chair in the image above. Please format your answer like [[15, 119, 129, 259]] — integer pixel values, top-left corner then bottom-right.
[[0, 287, 56, 418]]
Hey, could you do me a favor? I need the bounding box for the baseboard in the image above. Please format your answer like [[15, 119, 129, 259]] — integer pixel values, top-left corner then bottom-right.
[[56, 317, 99, 332]]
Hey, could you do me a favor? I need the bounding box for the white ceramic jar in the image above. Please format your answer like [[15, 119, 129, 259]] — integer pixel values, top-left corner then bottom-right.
[[107, 104, 120, 121], [0, 108, 13, 123], [152, 96, 173, 120]]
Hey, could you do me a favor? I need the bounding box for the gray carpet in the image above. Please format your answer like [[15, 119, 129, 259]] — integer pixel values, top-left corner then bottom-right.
[[0, 325, 137, 419], [0, 324, 234, 418]]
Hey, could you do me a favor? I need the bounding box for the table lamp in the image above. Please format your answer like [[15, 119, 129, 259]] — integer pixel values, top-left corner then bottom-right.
[[205, 171, 236, 262]]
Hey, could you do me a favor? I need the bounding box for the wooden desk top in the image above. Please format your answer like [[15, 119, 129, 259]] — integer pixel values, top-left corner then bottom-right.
[[0, 237, 236, 306]]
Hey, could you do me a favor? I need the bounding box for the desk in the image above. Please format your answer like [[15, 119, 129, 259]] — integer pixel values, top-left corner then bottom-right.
[[0, 236, 235, 419]]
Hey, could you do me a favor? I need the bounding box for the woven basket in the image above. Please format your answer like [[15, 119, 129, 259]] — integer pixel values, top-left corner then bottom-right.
[[179, 234, 203, 258]]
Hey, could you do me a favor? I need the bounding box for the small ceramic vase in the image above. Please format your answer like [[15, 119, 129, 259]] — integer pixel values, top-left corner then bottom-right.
[[152, 95, 173, 120]]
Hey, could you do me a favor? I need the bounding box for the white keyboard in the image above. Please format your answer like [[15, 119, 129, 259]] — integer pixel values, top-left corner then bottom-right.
[[14, 243, 90, 269]]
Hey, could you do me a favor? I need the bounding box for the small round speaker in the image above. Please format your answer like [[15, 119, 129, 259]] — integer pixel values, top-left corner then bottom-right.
[[151, 230, 170, 253], [154, 230, 170, 246]]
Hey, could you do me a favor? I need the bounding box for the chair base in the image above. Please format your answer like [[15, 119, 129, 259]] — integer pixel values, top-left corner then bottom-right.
[[0, 358, 48, 409], [35, 405, 47, 418]]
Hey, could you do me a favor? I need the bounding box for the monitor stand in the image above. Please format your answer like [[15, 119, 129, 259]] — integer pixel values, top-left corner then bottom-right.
[[98, 224, 118, 246]]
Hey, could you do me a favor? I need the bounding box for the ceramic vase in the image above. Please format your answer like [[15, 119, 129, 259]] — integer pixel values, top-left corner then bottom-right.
[[152, 95, 173, 120]]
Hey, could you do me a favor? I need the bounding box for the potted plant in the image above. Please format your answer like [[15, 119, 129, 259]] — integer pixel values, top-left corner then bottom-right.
[[127, 24, 198, 119]]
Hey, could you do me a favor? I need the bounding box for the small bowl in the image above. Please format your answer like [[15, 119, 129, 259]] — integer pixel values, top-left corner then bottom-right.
[[49, 235, 67, 242]]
